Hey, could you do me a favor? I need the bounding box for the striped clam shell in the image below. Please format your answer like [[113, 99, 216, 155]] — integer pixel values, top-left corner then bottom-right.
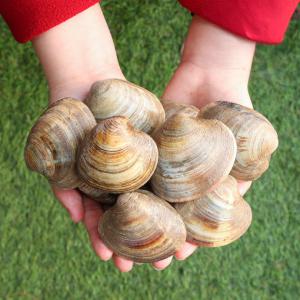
[[151, 113, 237, 202], [24, 98, 96, 189], [85, 79, 165, 135], [77, 182, 117, 205], [175, 176, 252, 247], [163, 101, 199, 120], [99, 190, 187, 263], [198, 101, 279, 181], [77, 116, 158, 193]]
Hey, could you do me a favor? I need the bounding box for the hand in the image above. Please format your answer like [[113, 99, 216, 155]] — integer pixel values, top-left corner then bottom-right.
[[31, 4, 132, 272], [32, 3, 186, 272], [163, 15, 256, 197], [157, 16, 257, 263]]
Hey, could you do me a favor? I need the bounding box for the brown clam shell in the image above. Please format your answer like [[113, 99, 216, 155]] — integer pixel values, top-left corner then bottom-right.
[[85, 79, 165, 135], [77, 116, 158, 193], [24, 98, 96, 189], [77, 182, 117, 205], [163, 101, 199, 120], [175, 176, 252, 247], [151, 113, 237, 202], [198, 101, 279, 181], [99, 190, 187, 263]]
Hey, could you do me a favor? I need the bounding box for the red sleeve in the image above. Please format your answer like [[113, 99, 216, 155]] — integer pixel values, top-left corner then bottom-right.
[[0, 0, 100, 43], [179, 0, 299, 44]]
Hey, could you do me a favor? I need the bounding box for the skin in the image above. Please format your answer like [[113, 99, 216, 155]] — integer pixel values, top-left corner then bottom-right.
[[163, 15, 255, 198], [32, 4, 255, 272]]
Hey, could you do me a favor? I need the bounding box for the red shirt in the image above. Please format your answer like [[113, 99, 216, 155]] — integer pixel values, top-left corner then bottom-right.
[[0, 0, 299, 44]]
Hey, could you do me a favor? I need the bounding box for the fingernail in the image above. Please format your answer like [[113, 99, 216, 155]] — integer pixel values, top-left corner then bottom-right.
[[152, 266, 163, 271], [100, 255, 111, 261], [118, 266, 133, 273], [67, 210, 76, 223], [99, 251, 113, 261], [175, 256, 185, 261], [73, 219, 82, 224], [70, 214, 82, 224], [175, 254, 188, 261]]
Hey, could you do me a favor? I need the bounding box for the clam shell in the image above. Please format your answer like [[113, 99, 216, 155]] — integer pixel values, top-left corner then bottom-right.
[[163, 101, 199, 120], [99, 190, 187, 263], [198, 101, 279, 181], [77, 116, 158, 193], [85, 79, 165, 135], [175, 176, 252, 247], [24, 98, 96, 188], [77, 182, 117, 205], [151, 113, 237, 202]]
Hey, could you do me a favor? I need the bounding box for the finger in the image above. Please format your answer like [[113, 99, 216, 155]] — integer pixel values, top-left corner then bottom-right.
[[113, 255, 134, 273], [175, 242, 198, 260], [152, 256, 173, 270], [83, 197, 113, 261], [52, 186, 84, 223], [238, 181, 252, 196]]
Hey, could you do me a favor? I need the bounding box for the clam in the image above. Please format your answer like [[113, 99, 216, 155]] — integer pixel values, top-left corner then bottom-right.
[[24, 98, 96, 188], [99, 190, 187, 263], [151, 112, 237, 202], [77, 182, 117, 205], [77, 116, 158, 193], [163, 101, 199, 120], [85, 79, 165, 135], [175, 176, 252, 247], [198, 101, 279, 181]]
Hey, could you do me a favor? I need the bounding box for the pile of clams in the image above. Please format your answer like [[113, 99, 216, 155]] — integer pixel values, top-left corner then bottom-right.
[[24, 79, 278, 263]]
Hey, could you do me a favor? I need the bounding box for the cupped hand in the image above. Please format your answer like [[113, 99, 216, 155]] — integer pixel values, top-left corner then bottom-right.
[[33, 2, 186, 271], [53, 187, 195, 271], [162, 60, 253, 198], [157, 16, 256, 263]]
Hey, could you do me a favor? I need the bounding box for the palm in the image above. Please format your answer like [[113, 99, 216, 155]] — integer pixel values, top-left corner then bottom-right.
[[163, 61, 253, 195], [158, 60, 254, 262]]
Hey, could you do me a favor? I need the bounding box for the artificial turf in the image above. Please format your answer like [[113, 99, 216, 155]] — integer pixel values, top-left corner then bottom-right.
[[0, 1, 299, 299]]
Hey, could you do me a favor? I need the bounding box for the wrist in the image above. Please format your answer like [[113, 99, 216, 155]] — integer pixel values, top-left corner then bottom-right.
[[181, 16, 255, 76], [49, 66, 125, 102], [181, 60, 252, 107], [163, 60, 252, 109], [163, 16, 255, 109], [32, 4, 125, 103]]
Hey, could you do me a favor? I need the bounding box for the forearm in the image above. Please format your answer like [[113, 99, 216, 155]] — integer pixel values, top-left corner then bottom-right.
[[181, 16, 256, 86], [164, 16, 255, 108], [32, 3, 124, 102]]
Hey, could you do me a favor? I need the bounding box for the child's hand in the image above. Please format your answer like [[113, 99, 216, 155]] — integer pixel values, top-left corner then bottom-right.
[[163, 15, 256, 196], [159, 16, 257, 261], [31, 4, 138, 272]]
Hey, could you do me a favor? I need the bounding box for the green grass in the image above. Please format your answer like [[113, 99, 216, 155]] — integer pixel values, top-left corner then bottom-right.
[[0, 1, 299, 299]]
